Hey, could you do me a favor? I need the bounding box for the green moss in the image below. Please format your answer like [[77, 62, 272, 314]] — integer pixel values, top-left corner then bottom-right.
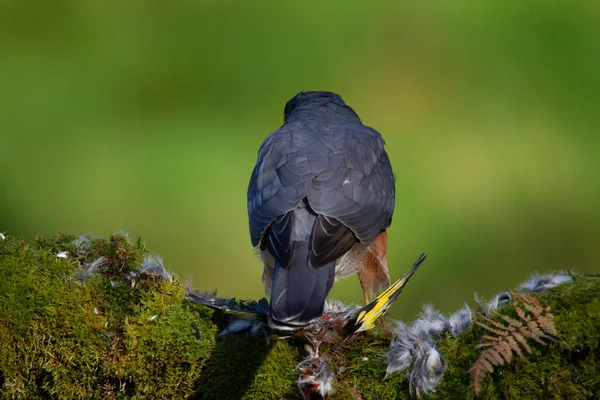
[[0, 234, 215, 399], [1, 234, 598, 399], [193, 334, 300, 399], [333, 334, 409, 400]]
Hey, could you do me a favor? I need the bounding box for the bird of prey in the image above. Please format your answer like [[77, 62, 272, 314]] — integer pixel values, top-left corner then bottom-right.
[[247, 91, 396, 330]]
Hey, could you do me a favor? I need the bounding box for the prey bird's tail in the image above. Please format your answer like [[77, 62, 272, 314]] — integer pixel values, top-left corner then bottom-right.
[[269, 241, 335, 330]]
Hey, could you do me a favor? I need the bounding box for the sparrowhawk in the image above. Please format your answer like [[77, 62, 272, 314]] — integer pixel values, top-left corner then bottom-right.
[[247, 91, 395, 330]]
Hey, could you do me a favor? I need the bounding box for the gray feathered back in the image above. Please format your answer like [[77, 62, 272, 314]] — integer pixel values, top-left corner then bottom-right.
[[247, 92, 395, 248]]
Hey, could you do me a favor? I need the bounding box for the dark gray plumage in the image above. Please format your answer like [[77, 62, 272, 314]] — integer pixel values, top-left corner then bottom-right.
[[247, 91, 395, 329]]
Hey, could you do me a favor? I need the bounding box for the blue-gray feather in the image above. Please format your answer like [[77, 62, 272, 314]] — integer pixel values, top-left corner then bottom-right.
[[248, 122, 393, 246]]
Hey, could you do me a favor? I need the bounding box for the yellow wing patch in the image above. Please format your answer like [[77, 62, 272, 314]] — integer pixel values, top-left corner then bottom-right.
[[352, 253, 426, 333]]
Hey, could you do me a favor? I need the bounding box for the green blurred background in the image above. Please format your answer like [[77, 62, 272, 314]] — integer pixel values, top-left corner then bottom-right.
[[1, 1, 599, 319]]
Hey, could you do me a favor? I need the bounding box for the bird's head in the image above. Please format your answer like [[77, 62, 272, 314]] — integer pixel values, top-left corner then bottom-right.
[[283, 91, 352, 122]]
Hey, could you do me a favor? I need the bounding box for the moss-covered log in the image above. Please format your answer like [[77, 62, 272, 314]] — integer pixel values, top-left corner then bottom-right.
[[0, 234, 598, 399]]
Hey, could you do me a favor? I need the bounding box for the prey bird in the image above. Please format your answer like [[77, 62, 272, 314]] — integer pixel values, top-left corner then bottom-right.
[[247, 91, 396, 330], [188, 253, 426, 342]]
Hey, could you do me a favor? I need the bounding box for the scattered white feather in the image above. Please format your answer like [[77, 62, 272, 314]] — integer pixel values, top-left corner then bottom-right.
[[185, 281, 196, 295], [114, 230, 132, 244], [73, 256, 107, 281], [387, 304, 468, 391], [93, 307, 99, 315], [478, 291, 511, 316], [56, 251, 69, 259], [219, 318, 269, 344], [148, 315, 158, 322], [138, 254, 173, 282], [249, 319, 266, 338], [518, 271, 574, 293], [408, 342, 447, 399], [412, 304, 446, 339], [0, 232, 5, 240], [71, 233, 94, 256], [218, 319, 254, 336], [124, 254, 173, 283], [386, 321, 419, 377], [324, 299, 357, 315], [446, 303, 472, 337]]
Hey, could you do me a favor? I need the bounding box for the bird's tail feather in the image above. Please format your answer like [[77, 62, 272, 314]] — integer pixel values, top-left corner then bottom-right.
[[346, 253, 427, 334], [269, 240, 335, 330]]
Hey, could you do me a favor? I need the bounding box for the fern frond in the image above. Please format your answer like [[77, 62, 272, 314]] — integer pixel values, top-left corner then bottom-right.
[[483, 348, 505, 366], [496, 340, 513, 363], [536, 312, 557, 337], [469, 292, 556, 397], [505, 335, 526, 359], [511, 331, 532, 355], [499, 314, 521, 329], [468, 364, 487, 396], [476, 318, 506, 336]]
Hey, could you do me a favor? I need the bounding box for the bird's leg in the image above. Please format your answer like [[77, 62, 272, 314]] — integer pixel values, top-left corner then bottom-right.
[[363, 291, 371, 305], [358, 274, 373, 305], [358, 268, 377, 305], [358, 231, 390, 306]]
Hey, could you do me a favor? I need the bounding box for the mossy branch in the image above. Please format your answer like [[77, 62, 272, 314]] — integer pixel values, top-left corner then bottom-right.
[[0, 233, 598, 399]]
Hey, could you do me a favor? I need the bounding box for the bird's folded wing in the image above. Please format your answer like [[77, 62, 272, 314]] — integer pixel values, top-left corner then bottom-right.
[[347, 253, 427, 334]]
